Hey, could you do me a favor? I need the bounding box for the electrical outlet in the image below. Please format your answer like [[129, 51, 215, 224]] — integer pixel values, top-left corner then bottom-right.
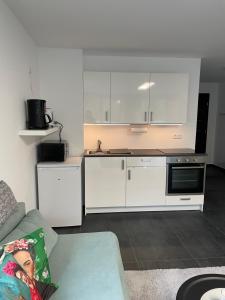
[[172, 134, 183, 139]]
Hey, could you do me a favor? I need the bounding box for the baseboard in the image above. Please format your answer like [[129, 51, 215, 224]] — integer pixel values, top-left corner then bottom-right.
[[85, 205, 203, 214]]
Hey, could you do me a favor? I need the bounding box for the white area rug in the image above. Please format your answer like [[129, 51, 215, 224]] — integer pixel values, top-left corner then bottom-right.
[[125, 267, 225, 300]]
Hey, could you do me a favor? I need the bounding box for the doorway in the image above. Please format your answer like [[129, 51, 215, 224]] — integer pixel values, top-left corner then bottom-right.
[[195, 93, 210, 153]]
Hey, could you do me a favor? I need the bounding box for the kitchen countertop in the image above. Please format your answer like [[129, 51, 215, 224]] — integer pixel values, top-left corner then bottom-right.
[[84, 148, 207, 157]]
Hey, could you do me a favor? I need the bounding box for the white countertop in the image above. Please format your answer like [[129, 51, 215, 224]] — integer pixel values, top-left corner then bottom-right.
[[37, 156, 82, 167]]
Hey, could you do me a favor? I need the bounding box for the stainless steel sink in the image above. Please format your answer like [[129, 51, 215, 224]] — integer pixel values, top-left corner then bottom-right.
[[109, 149, 133, 155], [88, 149, 134, 155], [88, 150, 111, 155]]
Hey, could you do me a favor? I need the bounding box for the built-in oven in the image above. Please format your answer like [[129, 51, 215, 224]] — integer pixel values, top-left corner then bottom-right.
[[166, 156, 206, 195]]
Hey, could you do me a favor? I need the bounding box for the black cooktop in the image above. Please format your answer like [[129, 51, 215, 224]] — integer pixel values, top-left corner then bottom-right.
[[160, 148, 195, 155], [130, 149, 164, 155]]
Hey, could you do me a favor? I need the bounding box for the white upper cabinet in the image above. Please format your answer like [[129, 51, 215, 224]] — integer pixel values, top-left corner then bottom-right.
[[149, 73, 189, 124], [110, 72, 150, 124], [84, 71, 110, 123], [83, 71, 189, 124]]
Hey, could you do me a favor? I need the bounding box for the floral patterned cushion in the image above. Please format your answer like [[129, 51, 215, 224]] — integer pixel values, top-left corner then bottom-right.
[[0, 228, 57, 299], [0, 181, 17, 226]]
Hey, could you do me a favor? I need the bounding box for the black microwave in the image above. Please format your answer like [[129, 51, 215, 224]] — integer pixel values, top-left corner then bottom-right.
[[37, 141, 69, 162]]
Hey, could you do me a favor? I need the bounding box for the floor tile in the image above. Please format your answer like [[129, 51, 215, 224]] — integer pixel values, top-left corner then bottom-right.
[[123, 261, 140, 270], [106, 214, 132, 254], [196, 257, 225, 267], [140, 259, 199, 270], [131, 231, 192, 261], [164, 212, 225, 258], [139, 260, 161, 270], [80, 214, 109, 233], [54, 226, 81, 234], [118, 239, 137, 262]]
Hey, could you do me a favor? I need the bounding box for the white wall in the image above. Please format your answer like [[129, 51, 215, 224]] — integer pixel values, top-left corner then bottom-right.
[[214, 83, 225, 168], [0, 0, 39, 210], [39, 48, 83, 156], [199, 83, 219, 164], [84, 55, 201, 150]]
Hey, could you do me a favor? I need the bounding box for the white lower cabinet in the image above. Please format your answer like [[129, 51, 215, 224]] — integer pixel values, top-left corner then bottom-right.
[[126, 166, 166, 207], [85, 157, 126, 208], [85, 157, 203, 213], [126, 157, 166, 207]]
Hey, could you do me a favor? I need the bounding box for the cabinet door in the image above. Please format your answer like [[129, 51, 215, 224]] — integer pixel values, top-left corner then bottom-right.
[[85, 157, 126, 208], [38, 167, 81, 227], [126, 167, 166, 207], [149, 73, 189, 124], [111, 72, 150, 124], [84, 71, 110, 123]]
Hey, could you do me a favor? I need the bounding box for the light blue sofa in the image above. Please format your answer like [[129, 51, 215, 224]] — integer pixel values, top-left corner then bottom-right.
[[0, 203, 129, 300]]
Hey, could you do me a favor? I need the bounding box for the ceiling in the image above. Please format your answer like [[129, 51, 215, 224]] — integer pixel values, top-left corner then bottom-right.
[[4, 0, 225, 82]]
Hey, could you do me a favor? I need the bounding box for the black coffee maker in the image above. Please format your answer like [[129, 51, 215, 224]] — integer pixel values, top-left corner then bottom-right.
[[26, 99, 52, 129]]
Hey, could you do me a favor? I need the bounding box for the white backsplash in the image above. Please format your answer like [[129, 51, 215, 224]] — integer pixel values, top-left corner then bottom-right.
[[84, 125, 194, 150]]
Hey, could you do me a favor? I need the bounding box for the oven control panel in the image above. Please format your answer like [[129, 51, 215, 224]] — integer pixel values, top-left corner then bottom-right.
[[166, 156, 206, 164]]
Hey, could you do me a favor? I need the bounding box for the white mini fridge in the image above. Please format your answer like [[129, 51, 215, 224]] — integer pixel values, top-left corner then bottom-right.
[[37, 157, 82, 227]]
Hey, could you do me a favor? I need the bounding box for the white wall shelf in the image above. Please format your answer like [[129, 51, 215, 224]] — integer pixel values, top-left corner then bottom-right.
[[18, 127, 58, 136]]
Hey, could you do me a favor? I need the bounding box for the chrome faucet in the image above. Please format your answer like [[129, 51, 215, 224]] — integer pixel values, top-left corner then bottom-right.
[[96, 139, 102, 152]]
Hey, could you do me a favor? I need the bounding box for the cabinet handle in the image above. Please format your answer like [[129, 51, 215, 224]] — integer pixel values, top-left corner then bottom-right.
[[150, 111, 153, 122], [144, 112, 147, 122], [105, 111, 108, 122], [180, 197, 191, 201], [121, 159, 125, 170], [128, 169, 131, 180]]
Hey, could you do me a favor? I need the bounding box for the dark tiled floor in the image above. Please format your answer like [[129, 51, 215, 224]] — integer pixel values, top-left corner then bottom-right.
[[55, 165, 225, 270]]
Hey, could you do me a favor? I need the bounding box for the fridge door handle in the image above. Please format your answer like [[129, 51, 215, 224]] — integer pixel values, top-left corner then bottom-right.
[[105, 111, 109, 122], [144, 112, 147, 122]]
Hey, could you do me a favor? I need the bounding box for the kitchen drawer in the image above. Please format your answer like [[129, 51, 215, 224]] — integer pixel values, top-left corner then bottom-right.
[[127, 156, 166, 167], [166, 195, 204, 206]]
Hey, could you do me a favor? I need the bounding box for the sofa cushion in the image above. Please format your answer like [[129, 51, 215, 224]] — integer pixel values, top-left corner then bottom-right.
[[0, 181, 17, 225], [0, 210, 58, 257], [49, 232, 129, 300], [0, 203, 26, 242], [17, 210, 58, 257], [0, 228, 57, 299]]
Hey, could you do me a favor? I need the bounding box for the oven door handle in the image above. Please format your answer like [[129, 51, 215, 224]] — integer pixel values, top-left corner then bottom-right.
[[171, 166, 205, 170]]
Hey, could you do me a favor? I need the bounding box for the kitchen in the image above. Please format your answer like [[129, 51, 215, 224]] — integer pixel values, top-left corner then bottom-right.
[[36, 51, 209, 225], [83, 68, 206, 215]]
